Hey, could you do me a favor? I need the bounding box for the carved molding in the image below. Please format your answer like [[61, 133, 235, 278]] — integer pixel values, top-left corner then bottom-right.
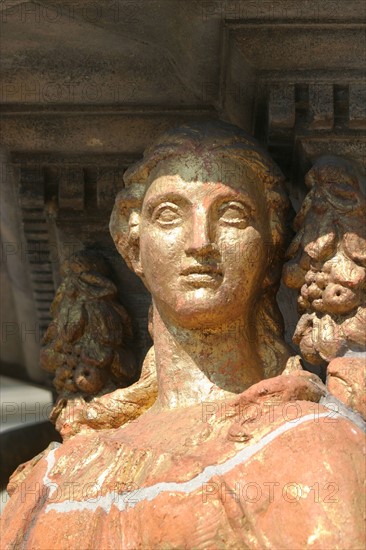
[[19, 168, 54, 334]]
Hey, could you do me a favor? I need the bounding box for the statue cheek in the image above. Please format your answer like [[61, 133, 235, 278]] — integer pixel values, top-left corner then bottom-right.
[[220, 228, 265, 273], [146, 228, 186, 263], [140, 236, 176, 285]]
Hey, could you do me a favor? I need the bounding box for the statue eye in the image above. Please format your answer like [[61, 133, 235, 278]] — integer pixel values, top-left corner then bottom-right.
[[152, 203, 182, 226], [218, 201, 249, 227]]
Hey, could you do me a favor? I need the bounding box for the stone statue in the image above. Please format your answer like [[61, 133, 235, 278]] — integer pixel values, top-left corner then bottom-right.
[[1, 122, 365, 549]]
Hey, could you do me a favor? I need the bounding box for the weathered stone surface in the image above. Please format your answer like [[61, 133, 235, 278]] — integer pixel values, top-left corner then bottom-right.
[[327, 357, 366, 420], [1, 371, 365, 549]]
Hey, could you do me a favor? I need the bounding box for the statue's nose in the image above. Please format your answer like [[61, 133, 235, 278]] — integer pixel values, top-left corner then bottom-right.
[[185, 206, 217, 256]]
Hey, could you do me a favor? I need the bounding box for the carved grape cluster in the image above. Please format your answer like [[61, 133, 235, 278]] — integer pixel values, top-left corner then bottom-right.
[[40, 251, 137, 396], [283, 157, 366, 365]]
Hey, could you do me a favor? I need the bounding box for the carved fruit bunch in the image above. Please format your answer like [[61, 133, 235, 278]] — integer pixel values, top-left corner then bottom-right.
[[283, 157, 366, 365], [40, 251, 136, 396]]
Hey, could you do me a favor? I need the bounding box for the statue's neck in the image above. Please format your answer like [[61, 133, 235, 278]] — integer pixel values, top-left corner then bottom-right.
[[152, 307, 264, 410]]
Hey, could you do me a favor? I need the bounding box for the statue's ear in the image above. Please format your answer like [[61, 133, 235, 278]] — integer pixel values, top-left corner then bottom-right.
[[128, 211, 143, 277]]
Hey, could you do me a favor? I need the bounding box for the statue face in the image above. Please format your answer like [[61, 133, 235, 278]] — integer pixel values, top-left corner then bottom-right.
[[137, 154, 271, 328]]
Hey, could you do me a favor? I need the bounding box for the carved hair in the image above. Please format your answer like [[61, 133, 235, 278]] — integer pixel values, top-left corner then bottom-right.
[[110, 121, 291, 377]]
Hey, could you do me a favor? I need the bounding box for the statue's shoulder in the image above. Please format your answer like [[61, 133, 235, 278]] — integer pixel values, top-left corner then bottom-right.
[[219, 370, 365, 549], [227, 367, 365, 454], [6, 440, 62, 497], [3, 430, 103, 512]]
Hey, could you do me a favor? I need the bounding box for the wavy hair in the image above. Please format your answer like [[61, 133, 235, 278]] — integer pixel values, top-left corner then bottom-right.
[[110, 121, 291, 378]]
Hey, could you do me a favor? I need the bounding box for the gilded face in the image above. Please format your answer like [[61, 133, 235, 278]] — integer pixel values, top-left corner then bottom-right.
[[136, 154, 271, 328]]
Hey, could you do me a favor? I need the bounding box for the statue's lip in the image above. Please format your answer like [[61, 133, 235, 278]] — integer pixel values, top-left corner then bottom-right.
[[180, 265, 222, 276]]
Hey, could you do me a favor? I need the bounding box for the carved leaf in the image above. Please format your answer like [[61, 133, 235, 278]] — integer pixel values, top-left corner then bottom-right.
[[85, 301, 127, 346], [40, 348, 67, 373], [341, 308, 366, 347], [57, 303, 86, 343], [80, 338, 114, 368], [303, 214, 336, 261], [343, 232, 366, 267]]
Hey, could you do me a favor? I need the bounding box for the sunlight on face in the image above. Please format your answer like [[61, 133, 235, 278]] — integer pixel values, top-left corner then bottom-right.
[[138, 154, 271, 329]]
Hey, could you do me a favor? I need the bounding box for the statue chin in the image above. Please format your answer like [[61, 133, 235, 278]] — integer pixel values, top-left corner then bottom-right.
[[152, 289, 252, 331]]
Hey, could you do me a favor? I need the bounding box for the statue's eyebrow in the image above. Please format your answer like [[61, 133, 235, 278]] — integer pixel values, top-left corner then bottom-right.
[[212, 189, 256, 212], [220, 193, 255, 206], [143, 192, 190, 213]]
